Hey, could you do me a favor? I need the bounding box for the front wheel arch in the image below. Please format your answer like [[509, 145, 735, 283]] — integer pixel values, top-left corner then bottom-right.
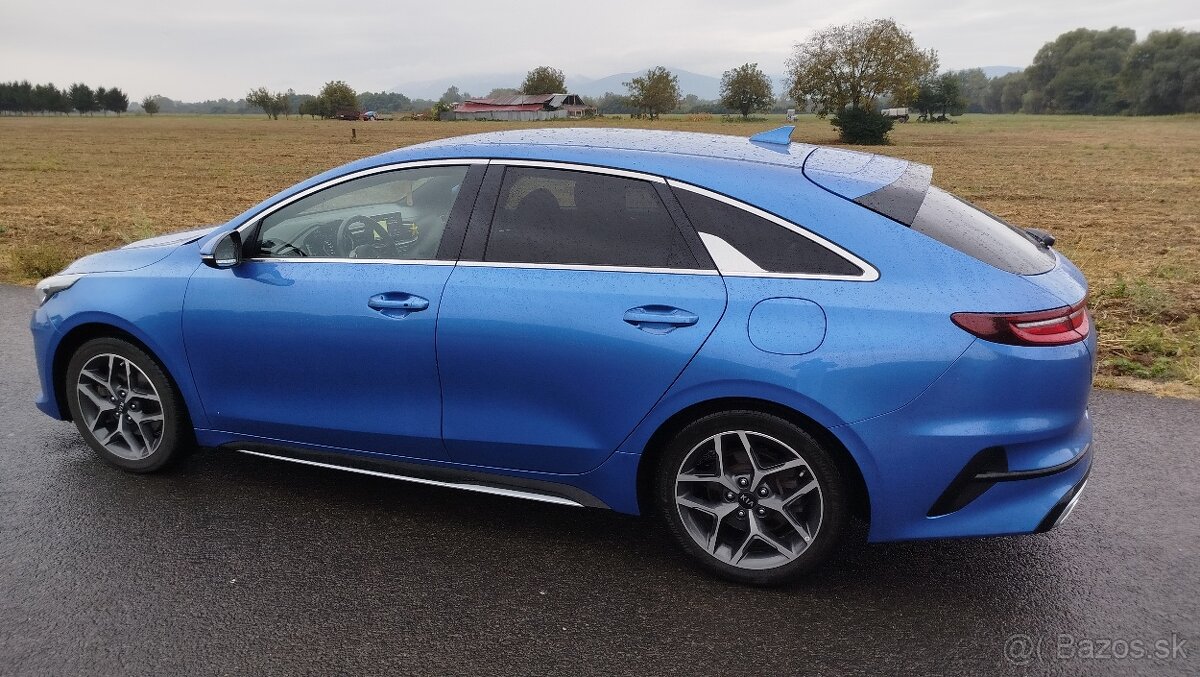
[[52, 323, 189, 429], [636, 397, 870, 524]]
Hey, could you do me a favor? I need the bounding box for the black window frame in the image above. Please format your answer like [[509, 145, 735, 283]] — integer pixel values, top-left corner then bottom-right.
[[241, 162, 486, 263], [459, 163, 714, 272], [668, 182, 874, 280]]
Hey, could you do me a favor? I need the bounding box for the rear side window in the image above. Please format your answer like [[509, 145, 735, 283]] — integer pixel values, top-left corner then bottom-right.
[[673, 188, 863, 276], [910, 187, 1055, 275], [485, 167, 698, 269]]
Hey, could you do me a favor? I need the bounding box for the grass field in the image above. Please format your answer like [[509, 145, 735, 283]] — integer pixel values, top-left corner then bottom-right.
[[1, 113, 1197, 396]]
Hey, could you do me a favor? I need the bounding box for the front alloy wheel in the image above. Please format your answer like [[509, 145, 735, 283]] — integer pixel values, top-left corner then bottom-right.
[[657, 411, 848, 585], [66, 337, 189, 472]]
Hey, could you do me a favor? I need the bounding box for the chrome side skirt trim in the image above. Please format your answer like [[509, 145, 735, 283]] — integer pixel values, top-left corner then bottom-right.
[[233, 448, 584, 507]]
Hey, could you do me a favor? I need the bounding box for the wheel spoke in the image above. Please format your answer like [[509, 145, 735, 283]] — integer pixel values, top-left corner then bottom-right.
[[77, 384, 115, 413], [118, 421, 144, 458], [778, 478, 819, 507], [753, 519, 795, 557]]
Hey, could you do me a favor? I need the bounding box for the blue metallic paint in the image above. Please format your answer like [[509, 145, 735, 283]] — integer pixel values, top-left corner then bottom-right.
[[437, 265, 726, 474], [32, 128, 1094, 545]]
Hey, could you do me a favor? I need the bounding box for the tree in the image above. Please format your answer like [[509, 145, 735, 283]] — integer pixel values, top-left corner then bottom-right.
[[521, 66, 566, 95], [69, 83, 95, 115], [786, 18, 938, 116], [1025, 27, 1136, 114], [912, 72, 967, 119], [94, 87, 108, 115], [720, 63, 774, 117], [995, 72, 1029, 113], [438, 85, 461, 105], [141, 96, 160, 115], [102, 87, 129, 115], [247, 87, 288, 119], [949, 68, 990, 113], [317, 80, 359, 117], [1121, 29, 1200, 115], [359, 90, 413, 112], [298, 98, 320, 118], [485, 87, 520, 99], [624, 66, 680, 118]]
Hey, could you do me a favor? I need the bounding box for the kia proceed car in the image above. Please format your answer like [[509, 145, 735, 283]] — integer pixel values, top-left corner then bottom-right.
[[31, 127, 1094, 585]]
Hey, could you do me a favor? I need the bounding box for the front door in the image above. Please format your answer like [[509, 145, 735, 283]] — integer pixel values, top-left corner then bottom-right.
[[183, 163, 479, 460]]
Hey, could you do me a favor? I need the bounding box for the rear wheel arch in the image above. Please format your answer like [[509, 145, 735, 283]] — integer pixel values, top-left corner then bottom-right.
[[636, 397, 870, 524]]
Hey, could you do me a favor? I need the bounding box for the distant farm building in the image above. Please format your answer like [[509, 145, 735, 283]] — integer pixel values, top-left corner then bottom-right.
[[447, 94, 594, 121]]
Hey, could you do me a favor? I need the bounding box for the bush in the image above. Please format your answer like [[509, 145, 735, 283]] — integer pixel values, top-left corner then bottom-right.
[[11, 245, 73, 279], [830, 106, 894, 144]]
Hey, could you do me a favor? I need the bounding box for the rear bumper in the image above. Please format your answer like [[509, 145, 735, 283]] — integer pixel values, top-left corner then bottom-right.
[[844, 334, 1095, 542]]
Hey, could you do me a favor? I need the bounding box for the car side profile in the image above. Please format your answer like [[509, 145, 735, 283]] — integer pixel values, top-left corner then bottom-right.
[[31, 127, 1094, 585]]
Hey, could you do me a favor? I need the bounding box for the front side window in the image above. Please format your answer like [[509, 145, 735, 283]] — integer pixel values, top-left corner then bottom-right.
[[256, 165, 469, 260], [485, 167, 698, 269], [674, 187, 864, 277]]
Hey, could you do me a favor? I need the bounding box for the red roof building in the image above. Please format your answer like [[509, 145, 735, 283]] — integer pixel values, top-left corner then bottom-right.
[[447, 94, 594, 121]]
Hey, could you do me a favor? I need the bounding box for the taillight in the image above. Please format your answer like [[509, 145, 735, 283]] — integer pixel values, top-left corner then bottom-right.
[[951, 299, 1089, 347]]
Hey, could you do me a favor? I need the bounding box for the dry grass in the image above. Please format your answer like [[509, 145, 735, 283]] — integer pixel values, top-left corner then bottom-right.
[[1, 113, 1197, 397]]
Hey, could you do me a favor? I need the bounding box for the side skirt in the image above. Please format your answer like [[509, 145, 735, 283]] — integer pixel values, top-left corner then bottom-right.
[[220, 442, 609, 509]]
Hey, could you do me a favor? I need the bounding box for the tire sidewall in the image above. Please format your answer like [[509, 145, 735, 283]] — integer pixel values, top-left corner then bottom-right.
[[65, 337, 187, 473], [655, 411, 848, 586]]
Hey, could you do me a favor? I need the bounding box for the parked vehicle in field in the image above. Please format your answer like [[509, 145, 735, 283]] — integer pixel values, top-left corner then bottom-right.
[[31, 127, 1093, 585], [882, 107, 910, 122]]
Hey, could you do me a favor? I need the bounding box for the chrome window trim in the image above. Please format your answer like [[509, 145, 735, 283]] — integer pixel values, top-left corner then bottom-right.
[[490, 159, 666, 183], [457, 261, 719, 276], [243, 257, 457, 266], [667, 179, 880, 282], [235, 158, 488, 238]]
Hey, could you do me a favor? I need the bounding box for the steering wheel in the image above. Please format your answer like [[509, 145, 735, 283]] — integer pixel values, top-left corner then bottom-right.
[[336, 215, 395, 258]]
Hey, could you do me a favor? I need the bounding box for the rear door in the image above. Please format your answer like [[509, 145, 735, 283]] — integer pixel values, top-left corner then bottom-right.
[[436, 163, 727, 474]]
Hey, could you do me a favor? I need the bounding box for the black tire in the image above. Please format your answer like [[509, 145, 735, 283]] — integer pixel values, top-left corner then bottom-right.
[[655, 410, 848, 586], [65, 337, 191, 473]]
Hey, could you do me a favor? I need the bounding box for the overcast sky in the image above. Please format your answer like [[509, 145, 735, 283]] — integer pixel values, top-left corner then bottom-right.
[[3, 0, 1197, 100]]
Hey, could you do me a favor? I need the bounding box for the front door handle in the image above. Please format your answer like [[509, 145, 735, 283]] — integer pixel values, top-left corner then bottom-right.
[[368, 293, 429, 318], [623, 305, 699, 334]]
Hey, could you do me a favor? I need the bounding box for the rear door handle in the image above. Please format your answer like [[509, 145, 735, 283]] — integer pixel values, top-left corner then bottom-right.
[[368, 293, 429, 318], [623, 306, 699, 334]]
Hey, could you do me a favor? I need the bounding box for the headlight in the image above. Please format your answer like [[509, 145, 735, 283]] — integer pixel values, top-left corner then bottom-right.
[[35, 273, 84, 306]]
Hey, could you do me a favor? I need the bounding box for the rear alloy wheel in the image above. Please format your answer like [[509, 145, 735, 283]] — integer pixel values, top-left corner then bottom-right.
[[66, 337, 190, 473], [656, 411, 848, 585]]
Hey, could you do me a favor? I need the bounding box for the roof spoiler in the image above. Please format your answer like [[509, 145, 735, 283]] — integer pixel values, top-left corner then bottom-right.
[[749, 126, 795, 146]]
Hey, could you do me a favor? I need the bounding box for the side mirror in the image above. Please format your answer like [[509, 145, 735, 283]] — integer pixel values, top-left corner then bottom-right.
[[202, 231, 243, 269]]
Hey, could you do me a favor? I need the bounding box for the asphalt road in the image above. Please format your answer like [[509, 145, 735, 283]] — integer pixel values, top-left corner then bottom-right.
[[1, 282, 1197, 676]]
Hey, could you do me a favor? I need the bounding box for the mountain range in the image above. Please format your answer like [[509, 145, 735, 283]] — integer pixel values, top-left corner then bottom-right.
[[391, 65, 1024, 101]]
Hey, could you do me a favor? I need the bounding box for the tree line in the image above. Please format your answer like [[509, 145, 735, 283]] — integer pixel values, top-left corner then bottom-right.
[[0, 81, 129, 115], [927, 27, 1200, 116]]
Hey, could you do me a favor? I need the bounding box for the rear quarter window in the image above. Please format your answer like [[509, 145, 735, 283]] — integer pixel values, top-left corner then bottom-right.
[[910, 187, 1055, 275], [674, 187, 864, 277]]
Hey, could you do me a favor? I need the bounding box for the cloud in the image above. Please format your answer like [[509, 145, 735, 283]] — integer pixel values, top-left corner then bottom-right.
[[1, 0, 1195, 99]]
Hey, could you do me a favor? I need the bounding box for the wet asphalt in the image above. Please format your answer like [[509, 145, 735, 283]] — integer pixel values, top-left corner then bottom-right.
[[0, 282, 1197, 676]]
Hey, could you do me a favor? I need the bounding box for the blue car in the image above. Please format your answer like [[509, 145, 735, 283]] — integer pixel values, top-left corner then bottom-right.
[[30, 127, 1093, 584]]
